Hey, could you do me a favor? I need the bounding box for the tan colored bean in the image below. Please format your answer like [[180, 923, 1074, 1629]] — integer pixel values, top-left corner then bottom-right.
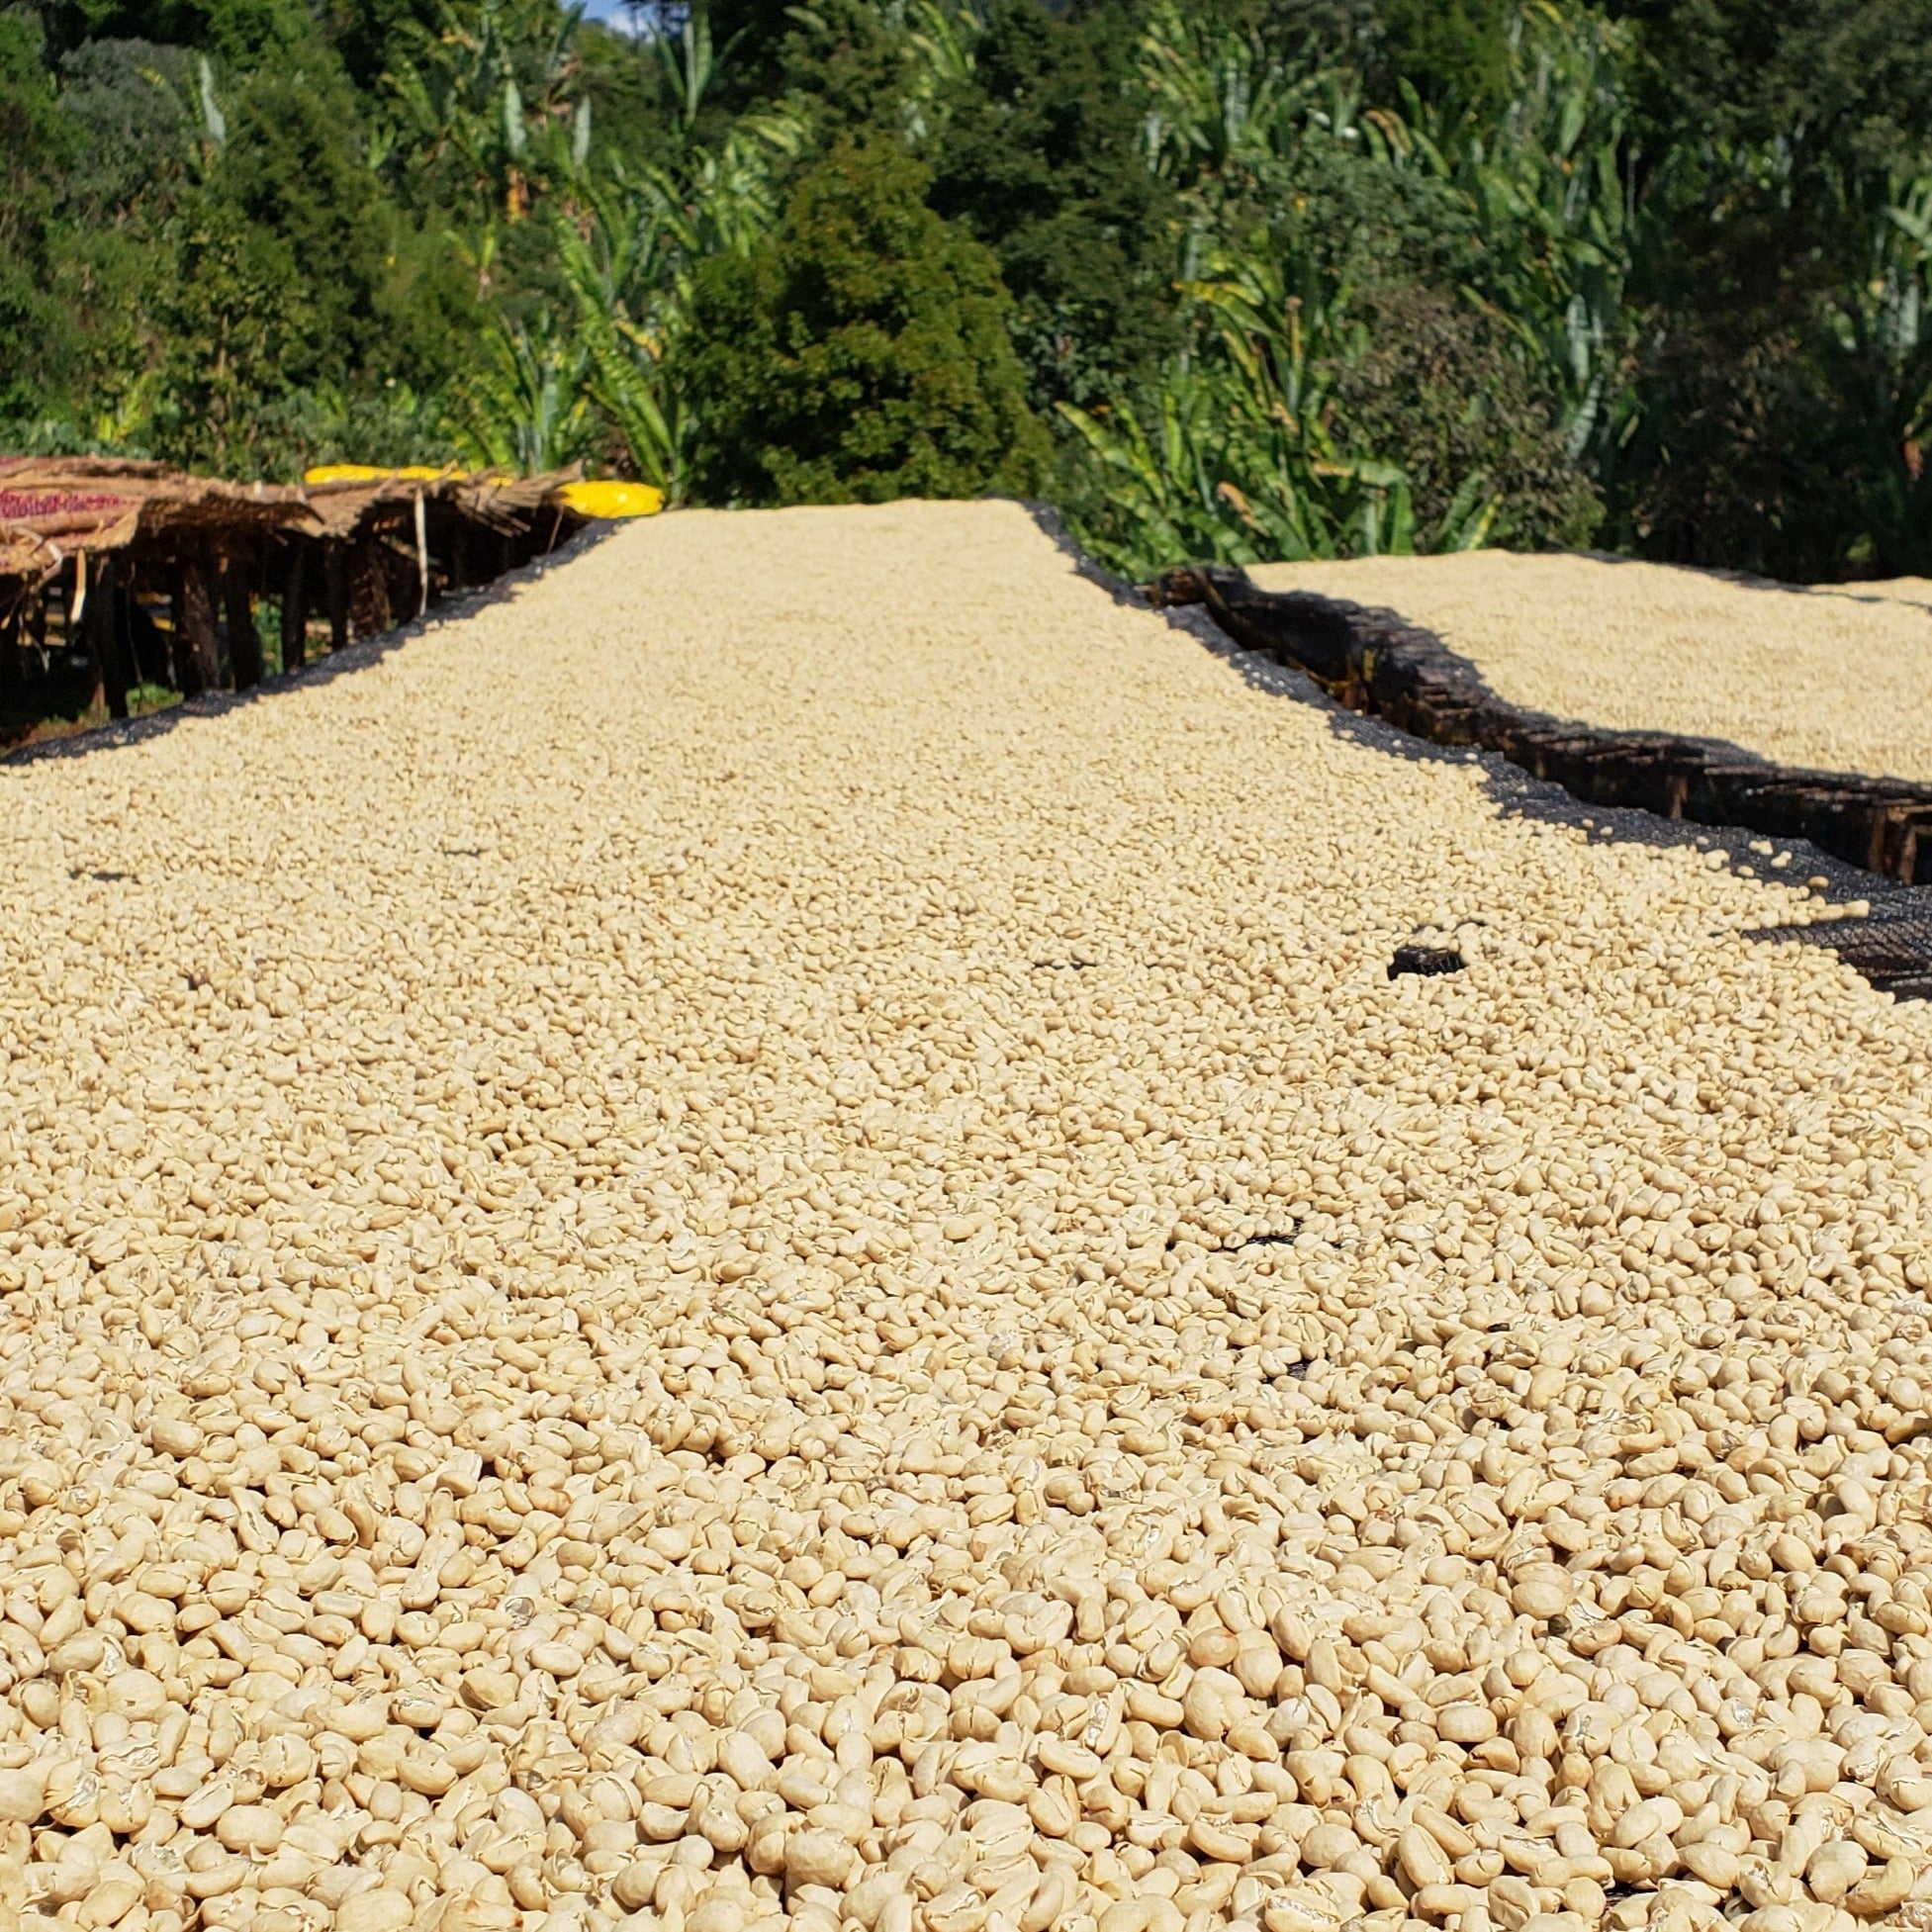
[[0, 502, 1921, 1932], [1252, 551, 1932, 782]]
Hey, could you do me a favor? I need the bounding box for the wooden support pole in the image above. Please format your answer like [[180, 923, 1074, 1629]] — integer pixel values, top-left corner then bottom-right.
[[127, 569, 170, 689], [349, 538, 392, 641], [414, 491, 429, 618], [280, 544, 309, 674], [172, 550, 221, 698], [85, 555, 128, 720], [0, 599, 21, 704], [223, 548, 262, 690], [105, 558, 129, 717], [325, 543, 350, 653]]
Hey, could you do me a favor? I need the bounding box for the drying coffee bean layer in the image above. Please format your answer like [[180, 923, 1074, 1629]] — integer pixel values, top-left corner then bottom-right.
[[1248, 554, 1932, 787], [1, 502, 1930, 1932]]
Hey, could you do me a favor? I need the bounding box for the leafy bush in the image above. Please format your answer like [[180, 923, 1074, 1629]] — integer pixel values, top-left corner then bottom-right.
[[1330, 283, 1602, 551], [925, 0, 1179, 414], [15, 0, 1932, 592], [0, 9, 75, 422], [677, 139, 1049, 505]]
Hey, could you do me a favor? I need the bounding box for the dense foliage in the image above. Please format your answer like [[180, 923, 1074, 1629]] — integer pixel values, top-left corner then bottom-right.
[[678, 141, 1049, 504], [8, 0, 1932, 582]]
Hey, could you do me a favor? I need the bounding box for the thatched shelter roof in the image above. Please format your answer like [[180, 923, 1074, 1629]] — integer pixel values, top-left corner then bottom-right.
[[299, 466, 582, 539], [0, 458, 311, 585], [0, 458, 589, 596]]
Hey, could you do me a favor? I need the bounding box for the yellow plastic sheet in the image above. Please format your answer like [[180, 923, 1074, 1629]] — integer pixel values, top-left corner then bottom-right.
[[553, 480, 665, 518], [303, 464, 460, 485]]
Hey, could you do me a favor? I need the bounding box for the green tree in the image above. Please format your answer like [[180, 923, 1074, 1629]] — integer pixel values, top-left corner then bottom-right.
[[573, 15, 684, 172], [1602, 0, 1932, 574], [145, 50, 473, 472], [43, 0, 324, 67], [775, 0, 918, 143], [925, 0, 1179, 414], [1057, 0, 1610, 576], [1330, 282, 1602, 549], [677, 139, 1049, 504], [0, 9, 76, 422], [54, 35, 193, 216], [1375, 0, 1514, 112], [1610, 0, 1932, 176]]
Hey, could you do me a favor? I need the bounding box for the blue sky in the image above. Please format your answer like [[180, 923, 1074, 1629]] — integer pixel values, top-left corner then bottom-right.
[[581, 0, 647, 29]]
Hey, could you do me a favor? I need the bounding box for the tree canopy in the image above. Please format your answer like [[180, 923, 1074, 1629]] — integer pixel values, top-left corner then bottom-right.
[[7, 0, 1932, 581], [680, 141, 1049, 505]]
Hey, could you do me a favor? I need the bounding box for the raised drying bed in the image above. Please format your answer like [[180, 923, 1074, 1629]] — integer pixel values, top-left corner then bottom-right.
[[1151, 562, 1932, 993], [0, 459, 641, 739], [1247, 550, 1932, 788]]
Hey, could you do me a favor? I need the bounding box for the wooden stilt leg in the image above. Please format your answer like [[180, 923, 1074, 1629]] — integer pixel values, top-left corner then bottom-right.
[[325, 544, 350, 653], [349, 539, 392, 641], [281, 544, 309, 673], [223, 549, 262, 690], [172, 551, 221, 697], [86, 556, 128, 720], [0, 602, 20, 706]]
